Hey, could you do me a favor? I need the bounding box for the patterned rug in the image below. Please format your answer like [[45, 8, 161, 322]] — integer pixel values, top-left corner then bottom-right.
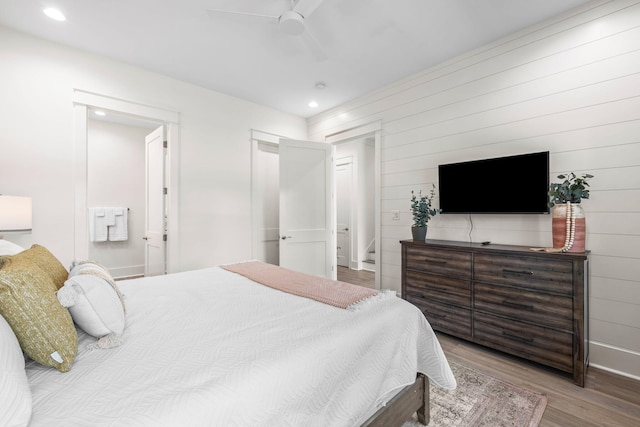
[[403, 362, 548, 427]]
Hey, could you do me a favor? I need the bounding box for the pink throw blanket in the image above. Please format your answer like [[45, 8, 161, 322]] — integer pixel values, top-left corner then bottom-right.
[[222, 261, 378, 309]]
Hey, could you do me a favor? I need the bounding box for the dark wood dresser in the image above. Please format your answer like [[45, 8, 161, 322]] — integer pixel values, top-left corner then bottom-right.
[[400, 239, 589, 386]]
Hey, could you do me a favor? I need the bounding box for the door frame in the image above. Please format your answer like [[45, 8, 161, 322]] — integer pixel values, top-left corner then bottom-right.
[[326, 121, 382, 290], [72, 90, 180, 273]]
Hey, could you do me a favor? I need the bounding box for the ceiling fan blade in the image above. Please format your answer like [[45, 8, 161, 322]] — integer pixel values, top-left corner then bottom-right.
[[301, 30, 328, 62], [206, 9, 278, 21], [292, 0, 325, 18]]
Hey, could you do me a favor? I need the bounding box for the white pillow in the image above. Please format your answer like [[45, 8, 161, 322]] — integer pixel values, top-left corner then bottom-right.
[[0, 314, 32, 427], [57, 262, 126, 349], [0, 240, 25, 256]]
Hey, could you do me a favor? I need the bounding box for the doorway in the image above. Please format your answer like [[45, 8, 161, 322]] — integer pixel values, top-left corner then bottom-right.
[[334, 137, 376, 289], [327, 122, 381, 290], [252, 137, 281, 266], [250, 122, 381, 290], [86, 117, 153, 278], [73, 90, 180, 274], [251, 132, 335, 279]]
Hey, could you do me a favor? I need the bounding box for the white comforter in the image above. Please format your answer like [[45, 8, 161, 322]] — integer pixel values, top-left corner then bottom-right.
[[26, 267, 456, 427]]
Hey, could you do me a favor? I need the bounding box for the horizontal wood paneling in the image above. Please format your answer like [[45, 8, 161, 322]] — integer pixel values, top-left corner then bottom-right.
[[591, 319, 640, 353], [309, 1, 640, 137], [309, 0, 640, 378], [591, 277, 640, 302]]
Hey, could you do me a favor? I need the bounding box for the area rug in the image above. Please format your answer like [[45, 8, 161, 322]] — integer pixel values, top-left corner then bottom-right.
[[403, 362, 548, 427]]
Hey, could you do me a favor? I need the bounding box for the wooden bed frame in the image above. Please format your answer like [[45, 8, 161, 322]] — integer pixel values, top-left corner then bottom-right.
[[362, 373, 429, 427]]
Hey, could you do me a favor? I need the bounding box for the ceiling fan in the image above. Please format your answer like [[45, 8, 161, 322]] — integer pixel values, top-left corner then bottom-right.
[[206, 0, 328, 61]]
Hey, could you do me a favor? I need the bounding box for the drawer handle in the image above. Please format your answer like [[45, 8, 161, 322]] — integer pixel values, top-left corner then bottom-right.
[[502, 269, 533, 277], [502, 331, 534, 343], [427, 260, 447, 265], [501, 300, 534, 311]]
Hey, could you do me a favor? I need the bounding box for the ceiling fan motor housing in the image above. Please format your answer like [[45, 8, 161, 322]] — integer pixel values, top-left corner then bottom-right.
[[279, 10, 305, 35]]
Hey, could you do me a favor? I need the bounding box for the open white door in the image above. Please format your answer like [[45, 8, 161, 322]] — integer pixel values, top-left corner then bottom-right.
[[144, 125, 166, 276], [279, 139, 335, 279]]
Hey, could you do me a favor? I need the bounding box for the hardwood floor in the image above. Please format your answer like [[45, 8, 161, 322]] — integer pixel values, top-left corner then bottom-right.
[[436, 333, 640, 427], [337, 266, 375, 289]]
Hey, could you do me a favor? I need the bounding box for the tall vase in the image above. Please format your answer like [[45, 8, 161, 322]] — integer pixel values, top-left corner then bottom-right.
[[412, 226, 427, 242], [552, 203, 586, 252]]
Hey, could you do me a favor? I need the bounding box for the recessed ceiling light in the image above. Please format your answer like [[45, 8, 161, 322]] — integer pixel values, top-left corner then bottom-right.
[[308, 101, 319, 108], [43, 8, 66, 22], [94, 110, 106, 116]]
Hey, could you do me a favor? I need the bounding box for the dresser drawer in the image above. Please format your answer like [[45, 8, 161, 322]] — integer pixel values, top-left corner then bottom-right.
[[474, 312, 573, 373], [405, 270, 471, 308], [405, 245, 472, 279], [474, 283, 572, 331], [408, 297, 472, 339], [474, 254, 573, 295]]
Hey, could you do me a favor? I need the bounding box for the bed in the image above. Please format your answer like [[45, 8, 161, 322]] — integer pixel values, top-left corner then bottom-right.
[[0, 242, 456, 427]]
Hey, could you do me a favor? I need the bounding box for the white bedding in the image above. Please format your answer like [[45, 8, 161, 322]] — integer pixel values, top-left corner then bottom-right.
[[26, 266, 456, 427]]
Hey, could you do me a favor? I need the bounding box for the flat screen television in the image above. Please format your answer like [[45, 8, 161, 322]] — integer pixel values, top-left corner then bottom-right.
[[438, 151, 550, 214]]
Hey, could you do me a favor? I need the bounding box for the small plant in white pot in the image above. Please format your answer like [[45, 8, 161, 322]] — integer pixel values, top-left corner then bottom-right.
[[410, 184, 440, 242], [547, 172, 594, 252]]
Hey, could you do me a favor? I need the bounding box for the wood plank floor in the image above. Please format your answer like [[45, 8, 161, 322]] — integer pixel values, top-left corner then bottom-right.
[[337, 266, 375, 288], [437, 333, 640, 427]]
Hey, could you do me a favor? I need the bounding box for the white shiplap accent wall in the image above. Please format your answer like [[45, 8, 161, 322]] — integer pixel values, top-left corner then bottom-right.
[[308, 0, 640, 379]]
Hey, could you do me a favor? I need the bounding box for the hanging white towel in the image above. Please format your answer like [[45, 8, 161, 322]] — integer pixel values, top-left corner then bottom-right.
[[88, 208, 108, 242], [104, 208, 116, 226], [108, 208, 128, 241]]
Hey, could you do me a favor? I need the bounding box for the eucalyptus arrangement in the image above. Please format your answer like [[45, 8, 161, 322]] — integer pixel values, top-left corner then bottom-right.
[[548, 172, 594, 207], [546, 172, 594, 253], [410, 185, 440, 241]]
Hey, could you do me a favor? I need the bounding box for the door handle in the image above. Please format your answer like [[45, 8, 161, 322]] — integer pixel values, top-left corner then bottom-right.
[[142, 237, 148, 240], [342, 227, 349, 231], [281, 236, 292, 240]]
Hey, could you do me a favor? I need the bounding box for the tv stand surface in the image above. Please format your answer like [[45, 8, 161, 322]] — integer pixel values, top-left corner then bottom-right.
[[400, 239, 589, 386]]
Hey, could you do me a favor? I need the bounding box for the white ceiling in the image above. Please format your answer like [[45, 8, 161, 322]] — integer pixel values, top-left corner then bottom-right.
[[0, 0, 592, 117]]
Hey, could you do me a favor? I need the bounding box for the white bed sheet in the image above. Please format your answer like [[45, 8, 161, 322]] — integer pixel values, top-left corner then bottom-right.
[[26, 266, 456, 427]]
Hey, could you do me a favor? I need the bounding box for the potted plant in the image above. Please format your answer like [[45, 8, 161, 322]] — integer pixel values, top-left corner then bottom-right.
[[410, 184, 440, 242], [548, 172, 594, 207], [547, 172, 594, 252]]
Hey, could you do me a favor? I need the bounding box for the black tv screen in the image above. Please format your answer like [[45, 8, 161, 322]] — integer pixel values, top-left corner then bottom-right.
[[438, 151, 550, 214]]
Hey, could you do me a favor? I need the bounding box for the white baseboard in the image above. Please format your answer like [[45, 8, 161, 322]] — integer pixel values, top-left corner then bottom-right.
[[109, 264, 144, 280], [589, 341, 640, 381]]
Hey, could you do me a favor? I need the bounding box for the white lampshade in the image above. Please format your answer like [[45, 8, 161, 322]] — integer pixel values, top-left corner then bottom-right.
[[0, 195, 32, 232]]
